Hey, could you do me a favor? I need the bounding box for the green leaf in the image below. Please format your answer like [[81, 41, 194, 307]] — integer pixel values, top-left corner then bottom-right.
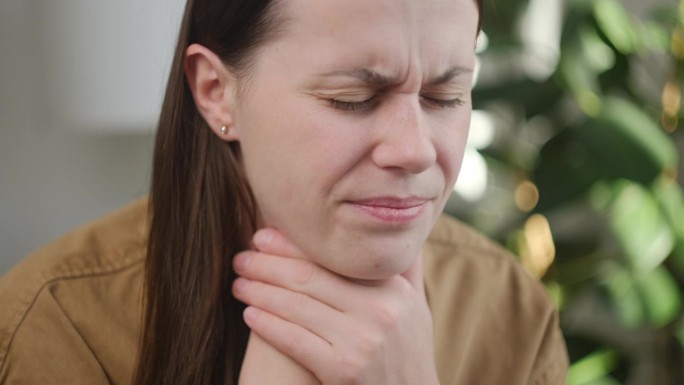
[[580, 27, 616, 73], [653, 176, 684, 273], [609, 180, 674, 273], [652, 176, 684, 240], [594, 0, 640, 54], [579, 377, 622, 385], [534, 130, 603, 211], [472, 77, 563, 117], [601, 99, 677, 169], [567, 349, 618, 385], [545, 281, 566, 310], [676, 319, 684, 348], [603, 264, 680, 328], [638, 21, 672, 53], [559, 40, 602, 108], [636, 266, 681, 327], [575, 98, 678, 185], [604, 265, 644, 327], [534, 97, 677, 211]]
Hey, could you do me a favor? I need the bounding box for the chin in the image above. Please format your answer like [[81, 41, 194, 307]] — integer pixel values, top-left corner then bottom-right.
[[324, 240, 422, 281]]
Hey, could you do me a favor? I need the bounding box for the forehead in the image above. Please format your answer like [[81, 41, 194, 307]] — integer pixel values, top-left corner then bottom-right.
[[280, 0, 479, 32], [271, 0, 479, 76]]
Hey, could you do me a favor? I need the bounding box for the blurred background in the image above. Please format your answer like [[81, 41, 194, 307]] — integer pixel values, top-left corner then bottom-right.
[[452, 0, 684, 384], [1, 0, 683, 384], [0, 0, 185, 274]]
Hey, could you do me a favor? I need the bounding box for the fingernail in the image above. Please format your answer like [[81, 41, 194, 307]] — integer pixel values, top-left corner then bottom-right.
[[233, 252, 251, 272], [244, 306, 258, 323], [233, 278, 249, 295], [253, 229, 273, 249]]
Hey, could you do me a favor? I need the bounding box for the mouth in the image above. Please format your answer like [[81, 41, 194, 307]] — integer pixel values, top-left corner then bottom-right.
[[345, 196, 430, 224]]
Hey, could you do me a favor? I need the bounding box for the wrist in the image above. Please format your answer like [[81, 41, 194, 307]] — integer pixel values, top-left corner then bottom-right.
[[240, 332, 319, 385]]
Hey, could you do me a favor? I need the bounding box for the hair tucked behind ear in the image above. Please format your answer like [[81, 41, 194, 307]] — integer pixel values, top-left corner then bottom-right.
[[134, 0, 483, 384], [133, 1, 283, 384]]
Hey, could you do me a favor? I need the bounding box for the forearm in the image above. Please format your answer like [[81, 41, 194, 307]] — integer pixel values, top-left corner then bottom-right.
[[239, 332, 320, 385]]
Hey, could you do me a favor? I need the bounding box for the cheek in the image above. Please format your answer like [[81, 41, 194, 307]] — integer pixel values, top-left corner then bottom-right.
[[291, 111, 374, 184], [238, 102, 370, 209], [241, 135, 310, 211], [436, 111, 471, 185]]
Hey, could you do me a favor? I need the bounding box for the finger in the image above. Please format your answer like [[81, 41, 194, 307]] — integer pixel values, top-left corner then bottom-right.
[[232, 277, 345, 342], [233, 251, 361, 310], [253, 228, 307, 259], [400, 253, 426, 298], [243, 306, 334, 381]]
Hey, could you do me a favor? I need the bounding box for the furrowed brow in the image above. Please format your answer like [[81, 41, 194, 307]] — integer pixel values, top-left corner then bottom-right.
[[318, 65, 472, 88], [319, 69, 396, 88], [427, 66, 473, 86]]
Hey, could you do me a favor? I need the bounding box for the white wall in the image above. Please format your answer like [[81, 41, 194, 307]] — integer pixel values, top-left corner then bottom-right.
[[0, 1, 175, 273]]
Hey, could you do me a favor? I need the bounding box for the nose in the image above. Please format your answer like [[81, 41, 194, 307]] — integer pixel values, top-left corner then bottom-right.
[[371, 98, 437, 174]]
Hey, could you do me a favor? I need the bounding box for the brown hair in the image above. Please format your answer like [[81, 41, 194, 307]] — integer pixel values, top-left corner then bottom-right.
[[134, 1, 483, 384], [133, 1, 283, 384]]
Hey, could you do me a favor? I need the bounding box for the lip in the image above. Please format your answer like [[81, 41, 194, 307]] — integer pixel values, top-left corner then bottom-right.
[[345, 196, 430, 224]]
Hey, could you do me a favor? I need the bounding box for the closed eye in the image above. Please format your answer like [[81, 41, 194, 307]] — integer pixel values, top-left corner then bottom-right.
[[328, 96, 379, 112], [420, 95, 466, 109], [327, 94, 465, 112]]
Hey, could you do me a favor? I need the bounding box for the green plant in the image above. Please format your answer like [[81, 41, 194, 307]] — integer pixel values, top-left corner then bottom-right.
[[460, 0, 684, 383]]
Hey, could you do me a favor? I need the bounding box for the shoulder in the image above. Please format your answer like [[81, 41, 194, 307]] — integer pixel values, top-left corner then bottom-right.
[[424, 214, 568, 385], [424, 213, 549, 307], [423, 214, 542, 302], [0, 199, 148, 384]]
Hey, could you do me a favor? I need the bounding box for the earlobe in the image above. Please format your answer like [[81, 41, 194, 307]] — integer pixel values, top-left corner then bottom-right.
[[184, 43, 240, 141], [219, 124, 240, 141]]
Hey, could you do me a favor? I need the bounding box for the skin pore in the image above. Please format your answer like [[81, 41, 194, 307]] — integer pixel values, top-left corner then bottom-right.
[[185, 0, 479, 383]]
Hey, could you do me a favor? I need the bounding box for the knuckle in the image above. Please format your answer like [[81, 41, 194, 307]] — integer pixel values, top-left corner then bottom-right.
[[372, 302, 402, 331], [332, 331, 382, 385], [288, 292, 310, 315], [283, 328, 304, 354], [356, 330, 382, 356], [294, 261, 316, 285], [336, 353, 364, 385]]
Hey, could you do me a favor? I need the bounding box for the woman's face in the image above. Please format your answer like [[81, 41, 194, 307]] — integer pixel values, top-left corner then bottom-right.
[[232, 0, 479, 280]]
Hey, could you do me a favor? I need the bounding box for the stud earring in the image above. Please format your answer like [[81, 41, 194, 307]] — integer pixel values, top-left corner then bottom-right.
[[220, 125, 227, 134]]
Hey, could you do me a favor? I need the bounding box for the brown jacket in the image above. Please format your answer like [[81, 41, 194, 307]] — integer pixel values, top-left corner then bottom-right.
[[0, 199, 568, 384]]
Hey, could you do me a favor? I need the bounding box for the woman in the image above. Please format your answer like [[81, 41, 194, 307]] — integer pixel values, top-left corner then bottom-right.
[[0, 0, 568, 384]]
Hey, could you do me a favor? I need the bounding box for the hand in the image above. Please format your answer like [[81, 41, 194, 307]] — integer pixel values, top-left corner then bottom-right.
[[239, 332, 320, 385], [232, 229, 440, 385]]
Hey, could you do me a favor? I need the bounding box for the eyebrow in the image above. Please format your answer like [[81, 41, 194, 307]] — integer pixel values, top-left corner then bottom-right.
[[427, 66, 473, 86], [319, 65, 473, 88]]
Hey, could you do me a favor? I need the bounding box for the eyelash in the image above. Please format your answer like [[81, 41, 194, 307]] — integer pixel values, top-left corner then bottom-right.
[[328, 95, 465, 112], [422, 96, 466, 109], [329, 98, 376, 112]]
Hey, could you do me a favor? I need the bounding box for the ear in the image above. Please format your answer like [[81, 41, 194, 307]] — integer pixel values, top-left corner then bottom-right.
[[184, 44, 240, 141]]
